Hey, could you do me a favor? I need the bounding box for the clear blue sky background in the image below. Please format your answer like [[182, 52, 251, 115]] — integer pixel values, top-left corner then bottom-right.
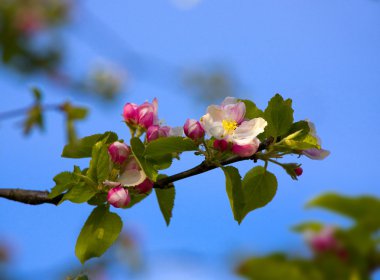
[[1, 0, 380, 279]]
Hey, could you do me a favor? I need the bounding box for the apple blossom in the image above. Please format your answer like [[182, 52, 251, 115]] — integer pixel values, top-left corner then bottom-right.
[[305, 227, 338, 253], [107, 187, 131, 208], [137, 98, 158, 129], [213, 139, 230, 152], [123, 103, 139, 125], [135, 178, 154, 193], [108, 141, 130, 164], [294, 167, 303, 176], [303, 121, 330, 160], [201, 97, 267, 157], [118, 157, 147, 186], [146, 125, 171, 142], [183, 119, 205, 140], [231, 140, 260, 157]]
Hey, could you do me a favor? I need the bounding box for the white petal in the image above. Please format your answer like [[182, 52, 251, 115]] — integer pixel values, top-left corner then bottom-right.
[[206, 105, 225, 122], [224, 102, 246, 123], [169, 126, 184, 137], [118, 168, 147, 186], [221, 97, 238, 106], [233, 118, 267, 145]]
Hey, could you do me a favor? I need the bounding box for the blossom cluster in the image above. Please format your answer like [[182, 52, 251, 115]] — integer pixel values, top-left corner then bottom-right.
[[106, 97, 270, 208]]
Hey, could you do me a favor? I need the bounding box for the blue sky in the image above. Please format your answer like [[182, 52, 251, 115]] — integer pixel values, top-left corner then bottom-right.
[[1, 0, 380, 278]]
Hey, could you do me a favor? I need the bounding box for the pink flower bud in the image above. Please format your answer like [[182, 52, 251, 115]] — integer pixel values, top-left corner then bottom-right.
[[135, 178, 154, 193], [232, 141, 259, 157], [137, 98, 158, 129], [184, 119, 205, 140], [213, 139, 230, 152], [108, 142, 131, 164], [306, 227, 337, 253], [146, 125, 171, 142], [107, 187, 131, 208], [123, 103, 139, 125], [294, 167, 303, 176]]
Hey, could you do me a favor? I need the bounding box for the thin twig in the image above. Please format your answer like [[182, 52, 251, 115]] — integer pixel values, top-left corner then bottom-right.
[[0, 138, 273, 206], [0, 104, 62, 121]]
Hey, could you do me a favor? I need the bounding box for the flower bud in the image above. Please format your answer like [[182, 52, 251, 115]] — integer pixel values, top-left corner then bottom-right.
[[146, 125, 171, 142], [184, 119, 205, 140], [107, 187, 131, 208], [294, 167, 303, 176], [137, 98, 158, 129], [135, 178, 154, 193], [213, 139, 230, 152], [231, 141, 259, 157], [108, 142, 131, 164], [306, 227, 338, 253], [123, 103, 139, 125]]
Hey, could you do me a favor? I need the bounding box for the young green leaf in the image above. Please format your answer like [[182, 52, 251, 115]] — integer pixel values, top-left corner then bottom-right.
[[239, 99, 264, 119], [241, 166, 278, 221], [87, 140, 110, 184], [75, 205, 122, 264], [264, 94, 294, 139], [49, 171, 79, 198], [286, 121, 310, 141], [130, 137, 158, 181], [59, 183, 97, 204], [145, 137, 198, 159], [222, 166, 245, 224], [62, 131, 117, 158], [155, 187, 175, 226]]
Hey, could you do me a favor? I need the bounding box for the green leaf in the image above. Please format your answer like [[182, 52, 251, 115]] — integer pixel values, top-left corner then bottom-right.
[[155, 187, 175, 226], [292, 221, 324, 233], [286, 121, 310, 141], [222, 166, 245, 224], [87, 140, 110, 184], [145, 137, 198, 159], [62, 131, 117, 158], [49, 171, 78, 198], [264, 94, 294, 139], [59, 183, 97, 204], [62, 102, 88, 120], [75, 205, 122, 264], [241, 166, 278, 221], [307, 193, 380, 232], [237, 255, 323, 280], [240, 99, 264, 119], [130, 137, 158, 181]]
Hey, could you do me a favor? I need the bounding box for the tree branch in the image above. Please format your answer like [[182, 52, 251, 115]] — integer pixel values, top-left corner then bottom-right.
[[0, 138, 273, 206]]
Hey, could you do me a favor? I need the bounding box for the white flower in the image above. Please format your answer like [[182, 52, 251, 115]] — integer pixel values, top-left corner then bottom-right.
[[201, 97, 267, 147]]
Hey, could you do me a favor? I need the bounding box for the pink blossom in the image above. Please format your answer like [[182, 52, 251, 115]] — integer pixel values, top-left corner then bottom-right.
[[184, 119, 205, 140], [137, 98, 158, 129], [146, 125, 171, 142], [123, 103, 139, 125], [213, 139, 230, 152], [107, 187, 131, 208], [294, 167, 303, 176], [306, 227, 338, 253], [108, 142, 130, 164], [201, 97, 267, 148], [231, 139, 260, 157], [135, 178, 154, 193]]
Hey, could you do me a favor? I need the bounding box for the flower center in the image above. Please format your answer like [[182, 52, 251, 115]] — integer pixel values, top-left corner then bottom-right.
[[222, 120, 238, 135]]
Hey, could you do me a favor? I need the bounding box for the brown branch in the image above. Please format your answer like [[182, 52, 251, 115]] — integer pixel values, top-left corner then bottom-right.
[[0, 138, 273, 206]]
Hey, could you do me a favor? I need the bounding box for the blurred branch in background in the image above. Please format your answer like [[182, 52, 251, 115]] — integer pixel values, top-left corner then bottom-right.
[[236, 193, 380, 280], [0, 0, 241, 104], [0, 88, 88, 143]]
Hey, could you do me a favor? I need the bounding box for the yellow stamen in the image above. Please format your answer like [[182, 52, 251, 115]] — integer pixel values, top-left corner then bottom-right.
[[222, 119, 238, 134]]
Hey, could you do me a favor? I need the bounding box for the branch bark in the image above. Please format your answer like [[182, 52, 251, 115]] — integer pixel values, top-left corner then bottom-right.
[[0, 138, 273, 206]]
